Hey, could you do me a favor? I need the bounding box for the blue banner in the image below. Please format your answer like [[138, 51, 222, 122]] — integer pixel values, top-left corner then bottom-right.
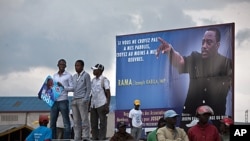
[[38, 75, 63, 107]]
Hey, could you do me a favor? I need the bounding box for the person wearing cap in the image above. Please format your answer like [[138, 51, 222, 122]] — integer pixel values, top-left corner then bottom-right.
[[110, 121, 135, 141], [156, 110, 189, 141], [25, 115, 52, 141], [89, 63, 111, 140], [70, 59, 91, 141], [147, 117, 166, 141], [129, 99, 143, 141], [187, 105, 221, 141], [219, 117, 233, 141]]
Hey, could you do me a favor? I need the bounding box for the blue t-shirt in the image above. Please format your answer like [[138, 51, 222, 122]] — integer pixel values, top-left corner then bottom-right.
[[25, 126, 52, 141]]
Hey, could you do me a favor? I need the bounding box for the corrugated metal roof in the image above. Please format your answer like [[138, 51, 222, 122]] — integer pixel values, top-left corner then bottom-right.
[[0, 96, 116, 112], [0, 97, 51, 112]]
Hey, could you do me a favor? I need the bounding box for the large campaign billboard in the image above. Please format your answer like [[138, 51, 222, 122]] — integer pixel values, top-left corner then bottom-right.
[[115, 23, 234, 130]]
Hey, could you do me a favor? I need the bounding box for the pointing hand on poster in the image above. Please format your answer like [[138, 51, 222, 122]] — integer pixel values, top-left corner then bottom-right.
[[155, 37, 173, 58], [155, 27, 233, 132], [155, 37, 185, 71]]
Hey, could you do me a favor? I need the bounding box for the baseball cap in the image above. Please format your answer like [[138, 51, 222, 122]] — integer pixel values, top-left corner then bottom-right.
[[164, 110, 179, 118], [134, 99, 140, 105], [91, 64, 104, 71], [39, 114, 49, 123], [196, 105, 214, 116], [220, 117, 233, 126], [117, 121, 127, 128], [186, 119, 199, 127]]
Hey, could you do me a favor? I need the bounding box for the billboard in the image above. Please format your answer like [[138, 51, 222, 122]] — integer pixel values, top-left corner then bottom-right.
[[115, 23, 234, 130]]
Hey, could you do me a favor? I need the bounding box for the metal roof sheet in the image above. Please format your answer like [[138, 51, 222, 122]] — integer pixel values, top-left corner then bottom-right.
[[0, 97, 51, 112], [0, 96, 116, 112]]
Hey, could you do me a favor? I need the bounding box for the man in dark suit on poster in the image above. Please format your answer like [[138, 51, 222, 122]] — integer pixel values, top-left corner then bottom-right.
[[156, 27, 233, 129]]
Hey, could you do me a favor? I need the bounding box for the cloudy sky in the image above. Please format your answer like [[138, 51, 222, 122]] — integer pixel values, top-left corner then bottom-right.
[[0, 0, 249, 122]]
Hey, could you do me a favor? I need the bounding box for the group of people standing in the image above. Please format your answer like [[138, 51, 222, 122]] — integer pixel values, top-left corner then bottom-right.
[[109, 104, 233, 141], [32, 59, 111, 141], [53, 59, 111, 141], [25, 102, 233, 141]]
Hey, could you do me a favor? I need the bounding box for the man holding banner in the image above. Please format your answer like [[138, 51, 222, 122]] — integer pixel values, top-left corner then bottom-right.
[[156, 27, 232, 129], [50, 59, 73, 139]]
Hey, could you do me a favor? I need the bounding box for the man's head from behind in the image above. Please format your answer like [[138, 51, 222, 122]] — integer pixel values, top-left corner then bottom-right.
[[201, 27, 221, 59], [157, 117, 166, 129], [39, 114, 49, 126], [117, 121, 127, 133], [220, 117, 233, 133], [220, 117, 233, 126]]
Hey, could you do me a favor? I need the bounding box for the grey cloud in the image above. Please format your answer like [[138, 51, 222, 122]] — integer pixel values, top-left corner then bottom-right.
[[236, 28, 250, 48], [0, 0, 246, 75]]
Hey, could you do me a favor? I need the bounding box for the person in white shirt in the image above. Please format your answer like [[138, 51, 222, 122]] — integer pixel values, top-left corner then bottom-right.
[[50, 59, 73, 139], [129, 99, 143, 141], [89, 63, 111, 140]]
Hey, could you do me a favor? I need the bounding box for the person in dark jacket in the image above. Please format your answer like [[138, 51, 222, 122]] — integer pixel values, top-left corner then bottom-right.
[[110, 121, 135, 141]]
